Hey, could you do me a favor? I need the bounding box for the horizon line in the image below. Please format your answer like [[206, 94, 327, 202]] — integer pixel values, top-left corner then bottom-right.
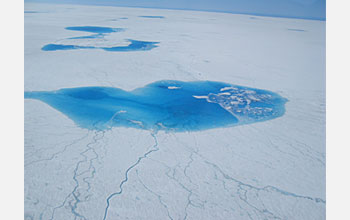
[[25, 1, 326, 21]]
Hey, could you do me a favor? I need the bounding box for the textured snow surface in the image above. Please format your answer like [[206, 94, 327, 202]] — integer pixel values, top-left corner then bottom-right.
[[24, 3, 325, 220]]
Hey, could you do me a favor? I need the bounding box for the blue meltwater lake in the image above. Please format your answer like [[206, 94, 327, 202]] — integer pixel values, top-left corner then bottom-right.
[[41, 26, 159, 52], [65, 26, 125, 39], [42, 39, 159, 52], [24, 80, 287, 132], [65, 26, 124, 34], [138, 16, 165, 19]]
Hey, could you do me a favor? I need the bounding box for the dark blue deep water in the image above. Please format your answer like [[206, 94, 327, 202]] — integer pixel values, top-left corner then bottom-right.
[[24, 81, 287, 132], [287, 28, 306, 32], [68, 34, 105, 40], [41, 40, 159, 52], [65, 26, 124, 34], [139, 16, 165, 19], [41, 44, 95, 51], [102, 40, 159, 51], [24, 11, 40, 13]]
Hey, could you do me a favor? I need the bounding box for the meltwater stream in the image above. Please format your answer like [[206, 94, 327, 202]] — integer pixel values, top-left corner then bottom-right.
[[24, 80, 287, 132]]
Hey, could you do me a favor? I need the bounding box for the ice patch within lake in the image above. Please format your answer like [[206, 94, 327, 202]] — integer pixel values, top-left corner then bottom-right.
[[25, 80, 287, 131]]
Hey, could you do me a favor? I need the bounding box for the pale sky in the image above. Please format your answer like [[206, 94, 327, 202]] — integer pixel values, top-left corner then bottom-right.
[[25, 0, 326, 20]]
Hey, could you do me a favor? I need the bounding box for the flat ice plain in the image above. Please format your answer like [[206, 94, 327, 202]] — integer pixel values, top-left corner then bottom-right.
[[24, 3, 325, 220]]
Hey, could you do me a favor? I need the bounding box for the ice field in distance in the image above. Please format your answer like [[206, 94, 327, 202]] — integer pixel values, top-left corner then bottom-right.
[[24, 2, 325, 220]]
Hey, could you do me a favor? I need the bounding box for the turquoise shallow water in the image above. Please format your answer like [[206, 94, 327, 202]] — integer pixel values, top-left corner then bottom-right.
[[66, 26, 125, 39], [65, 26, 124, 34], [42, 40, 159, 52], [24, 80, 287, 132], [41, 26, 159, 52]]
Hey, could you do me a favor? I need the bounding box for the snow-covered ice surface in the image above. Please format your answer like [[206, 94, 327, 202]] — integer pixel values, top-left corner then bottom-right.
[[24, 3, 325, 220]]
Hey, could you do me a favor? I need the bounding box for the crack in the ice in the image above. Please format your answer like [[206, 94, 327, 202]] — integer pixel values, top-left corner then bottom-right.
[[149, 157, 205, 220], [236, 183, 282, 219], [181, 149, 203, 220], [210, 161, 304, 219], [249, 125, 325, 166], [49, 192, 72, 220], [136, 169, 174, 220], [50, 130, 104, 220], [165, 164, 196, 220], [203, 156, 326, 204], [183, 149, 198, 186], [181, 149, 326, 219], [170, 133, 320, 219], [162, 59, 203, 81], [69, 131, 104, 219], [25, 133, 89, 167], [102, 132, 159, 220]]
